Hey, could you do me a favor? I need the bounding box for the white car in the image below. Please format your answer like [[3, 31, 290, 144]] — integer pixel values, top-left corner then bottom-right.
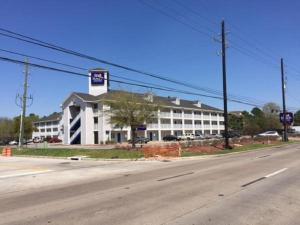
[[257, 131, 279, 137], [9, 140, 18, 145]]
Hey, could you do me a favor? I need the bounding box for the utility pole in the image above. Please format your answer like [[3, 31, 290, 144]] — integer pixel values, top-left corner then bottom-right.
[[18, 58, 30, 149], [221, 20, 230, 149], [281, 58, 288, 142]]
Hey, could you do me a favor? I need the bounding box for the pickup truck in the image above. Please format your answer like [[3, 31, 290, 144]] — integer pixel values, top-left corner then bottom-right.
[[178, 133, 195, 140]]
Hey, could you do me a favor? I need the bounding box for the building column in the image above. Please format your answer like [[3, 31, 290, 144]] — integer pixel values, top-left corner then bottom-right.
[[217, 113, 220, 134], [201, 111, 204, 134], [158, 109, 161, 141], [192, 111, 195, 134], [171, 109, 174, 135], [209, 112, 213, 134]]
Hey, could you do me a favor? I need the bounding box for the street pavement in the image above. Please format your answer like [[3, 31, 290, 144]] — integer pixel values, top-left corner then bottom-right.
[[0, 144, 299, 225]]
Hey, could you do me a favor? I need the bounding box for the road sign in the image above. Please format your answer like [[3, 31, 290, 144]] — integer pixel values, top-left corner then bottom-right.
[[279, 112, 293, 125], [91, 71, 105, 85]]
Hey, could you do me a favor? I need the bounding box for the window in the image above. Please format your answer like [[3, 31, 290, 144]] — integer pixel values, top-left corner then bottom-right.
[[203, 112, 210, 116], [212, 121, 218, 125], [46, 128, 51, 132], [40, 129, 45, 132], [46, 122, 51, 126], [53, 128, 58, 132], [204, 121, 210, 125], [94, 117, 98, 124], [194, 111, 201, 115], [93, 103, 98, 109], [220, 121, 224, 125], [211, 113, 217, 116]]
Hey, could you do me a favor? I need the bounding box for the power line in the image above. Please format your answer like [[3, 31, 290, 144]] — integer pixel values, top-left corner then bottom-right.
[[0, 55, 268, 107]]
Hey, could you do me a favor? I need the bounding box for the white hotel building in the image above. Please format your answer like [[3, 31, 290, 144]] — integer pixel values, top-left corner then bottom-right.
[[61, 69, 224, 145]]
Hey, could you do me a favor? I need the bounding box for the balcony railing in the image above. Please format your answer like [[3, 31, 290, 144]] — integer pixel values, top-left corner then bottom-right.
[[160, 112, 171, 117], [173, 124, 183, 129], [194, 114, 201, 119], [184, 114, 193, 118], [148, 124, 159, 129], [203, 115, 210, 120], [173, 113, 182, 118], [184, 124, 193, 129], [194, 124, 202, 129], [203, 124, 211, 129], [161, 124, 171, 129]]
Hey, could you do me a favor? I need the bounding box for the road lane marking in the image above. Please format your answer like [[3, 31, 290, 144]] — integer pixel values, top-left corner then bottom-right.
[[257, 154, 270, 159], [0, 170, 53, 179], [265, 168, 288, 178], [157, 172, 194, 181], [241, 168, 288, 187]]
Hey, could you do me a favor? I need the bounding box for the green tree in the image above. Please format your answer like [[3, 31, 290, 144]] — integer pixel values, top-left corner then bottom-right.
[[13, 113, 39, 140], [294, 110, 300, 126], [228, 114, 243, 132], [105, 92, 159, 148], [262, 102, 280, 116], [0, 117, 15, 143]]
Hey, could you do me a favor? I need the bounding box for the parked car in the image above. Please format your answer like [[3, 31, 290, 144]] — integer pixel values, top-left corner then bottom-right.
[[128, 137, 150, 144], [163, 135, 179, 141], [178, 133, 195, 140], [256, 131, 279, 137], [194, 134, 205, 140], [48, 137, 62, 143], [222, 131, 241, 138], [211, 133, 223, 139], [8, 140, 18, 145]]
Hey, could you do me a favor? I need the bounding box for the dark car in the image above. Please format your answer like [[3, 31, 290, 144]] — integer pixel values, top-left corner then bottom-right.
[[128, 137, 150, 144], [163, 135, 179, 141], [49, 137, 62, 143], [222, 131, 241, 138]]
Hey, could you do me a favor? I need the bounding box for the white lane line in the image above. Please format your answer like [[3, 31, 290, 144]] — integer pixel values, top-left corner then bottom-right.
[[265, 168, 288, 178], [0, 170, 53, 179]]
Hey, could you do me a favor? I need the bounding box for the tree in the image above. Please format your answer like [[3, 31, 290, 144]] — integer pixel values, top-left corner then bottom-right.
[[13, 113, 39, 140], [228, 114, 243, 132], [105, 92, 160, 148], [0, 117, 15, 143], [294, 110, 300, 126], [262, 102, 280, 116], [243, 115, 260, 137]]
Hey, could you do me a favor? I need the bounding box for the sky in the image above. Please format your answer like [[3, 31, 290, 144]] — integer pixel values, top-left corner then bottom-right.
[[1, 0, 300, 118]]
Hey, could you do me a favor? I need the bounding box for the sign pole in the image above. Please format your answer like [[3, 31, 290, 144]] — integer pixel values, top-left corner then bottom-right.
[[281, 58, 288, 142]]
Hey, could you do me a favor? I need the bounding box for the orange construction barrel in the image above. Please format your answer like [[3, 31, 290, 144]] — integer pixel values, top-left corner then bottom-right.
[[2, 148, 7, 156], [6, 148, 12, 157]]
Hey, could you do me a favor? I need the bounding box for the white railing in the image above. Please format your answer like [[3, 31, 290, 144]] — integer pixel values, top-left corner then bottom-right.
[[203, 115, 210, 120], [219, 117, 224, 121], [148, 124, 159, 129], [161, 124, 171, 129], [211, 116, 218, 120], [219, 125, 225, 129], [173, 124, 183, 129], [70, 128, 81, 143], [194, 114, 201, 119], [184, 114, 193, 118], [70, 113, 80, 128], [94, 123, 98, 130], [184, 124, 193, 129], [203, 124, 211, 129], [194, 124, 202, 129], [173, 113, 182, 118], [212, 125, 219, 129], [160, 112, 171, 117]]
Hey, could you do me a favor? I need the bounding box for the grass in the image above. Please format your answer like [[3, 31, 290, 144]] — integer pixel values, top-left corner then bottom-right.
[[13, 148, 144, 159], [181, 141, 300, 157], [10, 140, 300, 159]]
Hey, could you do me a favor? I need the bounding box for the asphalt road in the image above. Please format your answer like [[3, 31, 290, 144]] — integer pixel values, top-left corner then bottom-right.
[[0, 144, 300, 225]]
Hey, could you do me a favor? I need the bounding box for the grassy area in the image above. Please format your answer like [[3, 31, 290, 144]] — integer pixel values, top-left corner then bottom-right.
[[10, 141, 300, 159], [181, 141, 300, 157], [13, 148, 144, 159]]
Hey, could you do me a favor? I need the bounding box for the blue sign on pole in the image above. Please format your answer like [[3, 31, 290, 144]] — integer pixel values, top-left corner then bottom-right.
[[279, 112, 293, 125], [91, 71, 105, 85]]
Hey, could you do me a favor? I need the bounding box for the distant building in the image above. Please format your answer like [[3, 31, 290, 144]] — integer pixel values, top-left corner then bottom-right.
[[61, 69, 225, 145], [32, 112, 63, 140]]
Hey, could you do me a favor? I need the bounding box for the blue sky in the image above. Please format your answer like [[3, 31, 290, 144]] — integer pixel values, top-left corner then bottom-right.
[[1, 0, 300, 118]]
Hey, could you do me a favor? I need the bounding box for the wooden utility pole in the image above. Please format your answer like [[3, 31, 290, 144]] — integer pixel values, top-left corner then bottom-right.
[[281, 58, 288, 142], [221, 20, 230, 149]]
